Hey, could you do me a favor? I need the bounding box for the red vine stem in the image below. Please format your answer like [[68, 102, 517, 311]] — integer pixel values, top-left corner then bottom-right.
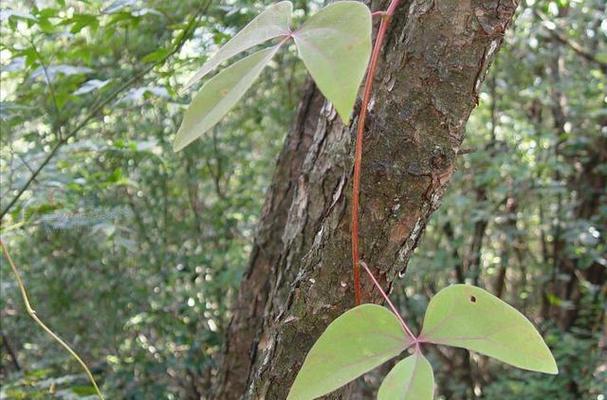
[[352, 0, 402, 305]]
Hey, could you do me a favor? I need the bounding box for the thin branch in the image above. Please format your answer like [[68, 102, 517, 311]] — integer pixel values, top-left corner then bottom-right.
[[28, 37, 62, 123], [0, 239, 104, 399], [534, 10, 607, 73], [352, 1, 402, 305], [548, 29, 607, 73], [14, 152, 39, 178], [0, 2, 210, 221], [0, 330, 21, 371]]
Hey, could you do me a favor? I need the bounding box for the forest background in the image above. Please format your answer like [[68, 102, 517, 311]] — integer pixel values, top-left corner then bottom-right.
[[0, 0, 605, 398]]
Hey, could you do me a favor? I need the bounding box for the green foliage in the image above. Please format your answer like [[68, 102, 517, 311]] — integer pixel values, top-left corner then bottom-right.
[[0, 0, 604, 398], [0, 368, 97, 399], [1, 0, 308, 397], [174, 0, 371, 151], [377, 354, 434, 400], [287, 304, 410, 400]]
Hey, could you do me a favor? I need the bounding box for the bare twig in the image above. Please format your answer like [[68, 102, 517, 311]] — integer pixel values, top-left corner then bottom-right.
[[548, 29, 607, 73], [28, 37, 62, 125], [0, 330, 21, 371], [0, 239, 104, 399]]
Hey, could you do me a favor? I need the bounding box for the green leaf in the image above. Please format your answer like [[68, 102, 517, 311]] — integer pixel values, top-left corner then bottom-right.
[[378, 354, 434, 400], [287, 304, 411, 400], [183, 1, 292, 90], [142, 48, 169, 63], [420, 285, 558, 374], [293, 1, 371, 124], [174, 45, 281, 151], [64, 14, 99, 34]]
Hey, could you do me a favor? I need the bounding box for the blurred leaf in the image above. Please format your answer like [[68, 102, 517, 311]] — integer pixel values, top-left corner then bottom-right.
[[102, 0, 136, 14], [142, 48, 170, 63], [74, 79, 111, 95], [64, 14, 99, 33]]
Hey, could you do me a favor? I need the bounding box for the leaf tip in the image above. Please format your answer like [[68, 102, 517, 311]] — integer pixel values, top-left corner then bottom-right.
[[172, 133, 187, 152], [172, 143, 183, 153], [181, 79, 196, 93], [334, 100, 355, 126], [339, 112, 351, 126], [542, 355, 559, 375]]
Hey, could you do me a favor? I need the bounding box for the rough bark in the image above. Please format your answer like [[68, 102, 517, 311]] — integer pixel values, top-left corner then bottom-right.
[[214, 1, 518, 398], [214, 81, 326, 398]]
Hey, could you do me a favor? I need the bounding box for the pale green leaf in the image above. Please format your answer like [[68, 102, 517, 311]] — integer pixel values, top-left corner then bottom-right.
[[174, 46, 280, 151], [183, 1, 292, 90], [287, 304, 411, 400], [420, 285, 558, 374], [293, 1, 371, 124], [378, 354, 434, 400]]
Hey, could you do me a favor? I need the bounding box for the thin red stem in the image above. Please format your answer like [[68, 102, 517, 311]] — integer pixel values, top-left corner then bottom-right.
[[352, 0, 401, 305], [360, 261, 417, 342]]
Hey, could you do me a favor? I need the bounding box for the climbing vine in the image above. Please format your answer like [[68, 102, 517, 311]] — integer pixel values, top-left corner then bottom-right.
[[172, 1, 558, 399]]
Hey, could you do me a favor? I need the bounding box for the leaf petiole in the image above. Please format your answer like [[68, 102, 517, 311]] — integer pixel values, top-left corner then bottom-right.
[[360, 260, 418, 344]]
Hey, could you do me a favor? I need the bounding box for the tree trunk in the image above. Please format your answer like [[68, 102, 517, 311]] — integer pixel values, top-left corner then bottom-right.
[[214, 1, 518, 398]]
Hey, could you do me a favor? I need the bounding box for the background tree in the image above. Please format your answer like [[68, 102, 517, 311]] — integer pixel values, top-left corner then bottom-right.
[[0, 0, 604, 399]]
